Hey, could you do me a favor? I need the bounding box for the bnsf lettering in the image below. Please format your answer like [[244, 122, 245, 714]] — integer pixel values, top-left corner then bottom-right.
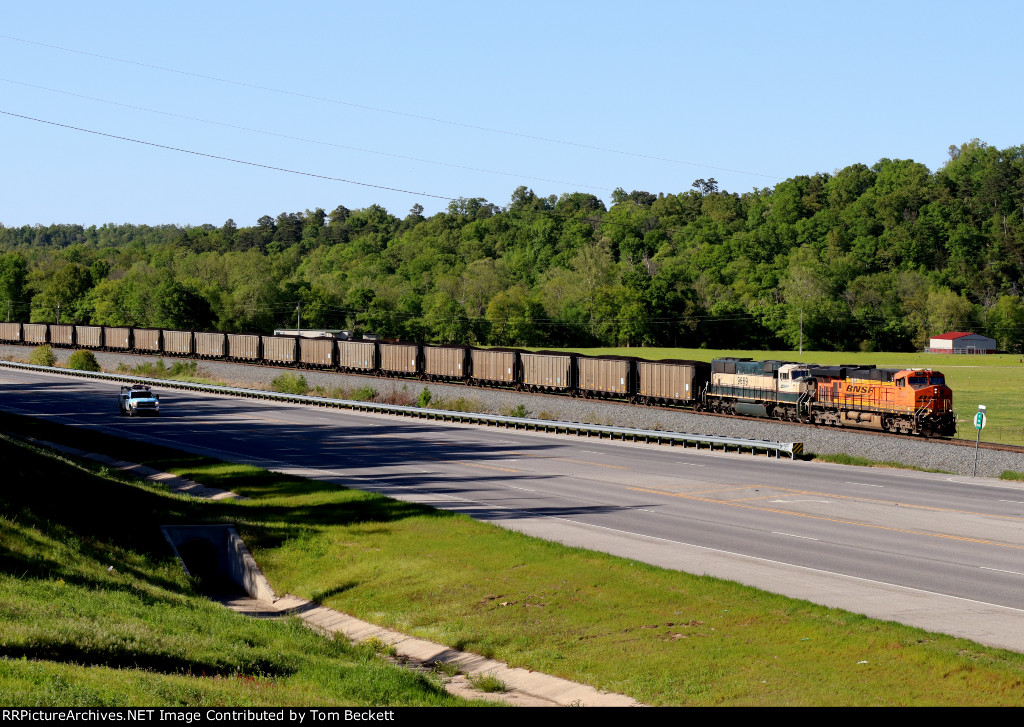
[[846, 385, 874, 395]]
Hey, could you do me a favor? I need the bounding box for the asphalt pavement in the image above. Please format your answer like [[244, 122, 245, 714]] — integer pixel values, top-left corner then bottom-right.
[[4, 366, 1024, 653]]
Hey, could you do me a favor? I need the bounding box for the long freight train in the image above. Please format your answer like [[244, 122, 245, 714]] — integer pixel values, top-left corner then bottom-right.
[[0, 322, 956, 437]]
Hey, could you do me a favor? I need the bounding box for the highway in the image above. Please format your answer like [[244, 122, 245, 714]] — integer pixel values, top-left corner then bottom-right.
[[4, 366, 1024, 652]]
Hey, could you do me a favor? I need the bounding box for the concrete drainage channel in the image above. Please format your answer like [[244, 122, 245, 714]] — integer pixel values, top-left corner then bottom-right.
[[161, 525, 274, 603], [20, 437, 639, 705], [160, 524, 641, 707]]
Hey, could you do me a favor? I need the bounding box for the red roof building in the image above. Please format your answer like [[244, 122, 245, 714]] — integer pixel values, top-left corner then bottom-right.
[[927, 332, 996, 353]]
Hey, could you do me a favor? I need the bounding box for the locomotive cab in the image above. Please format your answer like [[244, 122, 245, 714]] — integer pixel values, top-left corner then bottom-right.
[[876, 369, 955, 436], [805, 366, 956, 437], [896, 370, 954, 419], [778, 364, 814, 387], [897, 370, 948, 393]]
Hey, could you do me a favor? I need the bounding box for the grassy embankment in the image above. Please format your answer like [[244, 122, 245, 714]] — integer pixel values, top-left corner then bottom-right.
[[0, 424, 475, 707], [3, 412, 1024, 706]]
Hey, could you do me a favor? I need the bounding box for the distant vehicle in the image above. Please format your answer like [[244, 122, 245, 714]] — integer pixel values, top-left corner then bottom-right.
[[119, 384, 159, 417]]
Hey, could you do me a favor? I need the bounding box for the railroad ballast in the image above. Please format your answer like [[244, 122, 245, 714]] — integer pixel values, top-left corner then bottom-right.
[[0, 323, 956, 437]]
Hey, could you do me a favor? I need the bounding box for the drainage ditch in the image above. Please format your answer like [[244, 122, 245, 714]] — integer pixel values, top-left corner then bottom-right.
[[161, 524, 276, 602]]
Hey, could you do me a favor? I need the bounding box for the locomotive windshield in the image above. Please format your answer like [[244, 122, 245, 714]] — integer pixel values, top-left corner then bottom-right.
[[908, 375, 945, 387]]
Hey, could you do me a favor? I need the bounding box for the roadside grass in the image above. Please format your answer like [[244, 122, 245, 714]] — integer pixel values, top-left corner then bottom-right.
[[270, 372, 308, 395], [539, 347, 1024, 447], [0, 430, 472, 707], [4, 412, 1024, 706], [809, 453, 952, 473], [116, 359, 223, 387]]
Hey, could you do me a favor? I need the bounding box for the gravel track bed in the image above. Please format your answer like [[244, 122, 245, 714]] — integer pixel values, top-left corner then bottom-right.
[[5, 344, 1023, 478]]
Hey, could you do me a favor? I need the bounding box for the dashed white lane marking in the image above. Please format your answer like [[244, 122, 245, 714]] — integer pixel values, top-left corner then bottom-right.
[[981, 567, 1024, 577], [772, 532, 819, 541]]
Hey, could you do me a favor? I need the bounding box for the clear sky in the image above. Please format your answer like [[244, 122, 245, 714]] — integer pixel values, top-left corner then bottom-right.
[[1, 0, 1022, 227]]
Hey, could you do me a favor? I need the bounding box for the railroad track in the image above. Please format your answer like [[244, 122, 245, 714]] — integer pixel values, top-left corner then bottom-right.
[[4, 342, 1019, 453]]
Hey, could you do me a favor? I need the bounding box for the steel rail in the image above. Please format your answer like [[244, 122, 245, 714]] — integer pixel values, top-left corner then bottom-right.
[[0, 360, 803, 459]]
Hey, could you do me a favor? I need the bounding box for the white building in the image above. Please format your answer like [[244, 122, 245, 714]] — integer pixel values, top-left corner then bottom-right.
[[927, 332, 997, 354]]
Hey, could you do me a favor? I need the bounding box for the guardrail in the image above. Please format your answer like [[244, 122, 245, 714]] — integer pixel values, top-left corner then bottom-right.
[[0, 360, 804, 459]]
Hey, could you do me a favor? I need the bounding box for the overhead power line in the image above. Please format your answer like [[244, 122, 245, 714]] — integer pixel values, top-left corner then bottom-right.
[[0, 108, 706, 222], [0, 77, 613, 193], [0, 33, 782, 181], [0, 110, 455, 201]]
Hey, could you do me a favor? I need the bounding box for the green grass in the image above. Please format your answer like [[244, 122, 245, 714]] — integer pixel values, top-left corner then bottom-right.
[[810, 453, 952, 473], [467, 674, 506, 693], [537, 346, 1024, 446], [0, 430, 474, 708], [270, 372, 308, 395], [5, 412, 1024, 706], [116, 359, 223, 387]]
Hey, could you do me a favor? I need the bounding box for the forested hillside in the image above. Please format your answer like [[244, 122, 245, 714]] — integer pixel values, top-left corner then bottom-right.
[[3, 139, 1024, 352]]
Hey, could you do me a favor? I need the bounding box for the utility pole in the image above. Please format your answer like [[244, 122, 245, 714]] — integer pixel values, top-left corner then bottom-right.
[[55, 300, 61, 325], [799, 309, 803, 356], [295, 302, 302, 333]]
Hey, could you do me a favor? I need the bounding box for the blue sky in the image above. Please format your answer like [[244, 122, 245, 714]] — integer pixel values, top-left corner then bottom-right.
[[1, 1, 1022, 227]]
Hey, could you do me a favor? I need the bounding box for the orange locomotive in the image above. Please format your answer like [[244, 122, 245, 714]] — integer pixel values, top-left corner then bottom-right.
[[807, 365, 955, 437]]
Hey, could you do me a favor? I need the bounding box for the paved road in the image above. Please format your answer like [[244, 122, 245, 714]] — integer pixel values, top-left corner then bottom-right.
[[4, 367, 1024, 652]]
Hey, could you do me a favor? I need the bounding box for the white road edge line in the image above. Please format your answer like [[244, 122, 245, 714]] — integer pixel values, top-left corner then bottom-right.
[[7, 392, 1024, 617]]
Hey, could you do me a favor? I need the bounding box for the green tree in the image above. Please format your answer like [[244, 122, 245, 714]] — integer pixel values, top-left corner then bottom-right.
[[422, 292, 471, 344], [924, 288, 976, 347], [983, 295, 1024, 353], [486, 284, 543, 346], [0, 252, 28, 321], [29, 262, 93, 323], [153, 280, 215, 330]]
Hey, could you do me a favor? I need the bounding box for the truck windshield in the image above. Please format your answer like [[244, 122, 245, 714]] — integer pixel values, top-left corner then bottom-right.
[[130, 392, 152, 398]]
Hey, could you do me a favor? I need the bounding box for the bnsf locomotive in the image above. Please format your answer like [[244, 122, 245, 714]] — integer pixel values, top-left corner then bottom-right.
[[707, 358, 955, 437], [0, 322, 956, 438]]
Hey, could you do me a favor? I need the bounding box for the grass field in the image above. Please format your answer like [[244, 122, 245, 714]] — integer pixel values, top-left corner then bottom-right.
[[0, 429, 474, 707], [4, 413, 1024, 706], [539, 347, 1024, 446]]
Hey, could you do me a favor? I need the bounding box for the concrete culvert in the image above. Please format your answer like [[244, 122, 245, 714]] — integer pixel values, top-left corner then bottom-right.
[[176, 538, 224, 586], [161, 525, 278, 603]]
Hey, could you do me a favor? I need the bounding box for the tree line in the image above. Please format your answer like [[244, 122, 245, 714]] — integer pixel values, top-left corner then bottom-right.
[[3, 139, 1024, 353]]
